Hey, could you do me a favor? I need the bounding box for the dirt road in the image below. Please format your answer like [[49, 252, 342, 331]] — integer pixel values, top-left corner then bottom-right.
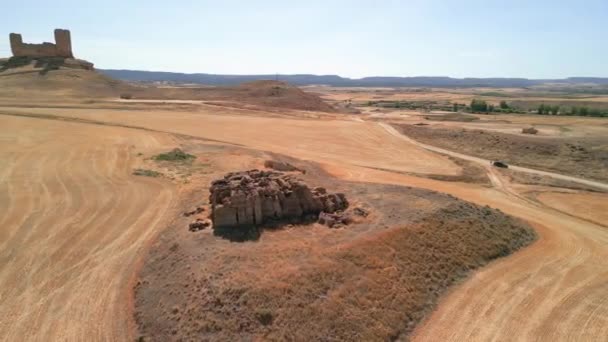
[[1, 105, 607, 341], [0, 115, 177, 341], [379, 122, 608, 191]]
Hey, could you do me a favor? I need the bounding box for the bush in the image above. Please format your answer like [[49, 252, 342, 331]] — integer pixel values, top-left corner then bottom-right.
[[153, 148, 195, 162], [120, 93, 133, 100], [255, 309, 274, 326]]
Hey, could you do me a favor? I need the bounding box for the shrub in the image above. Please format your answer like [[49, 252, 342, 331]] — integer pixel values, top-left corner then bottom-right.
[[153, 148, 195, 162], [120, 93, 133, 100], [255, 309, 274, 326]]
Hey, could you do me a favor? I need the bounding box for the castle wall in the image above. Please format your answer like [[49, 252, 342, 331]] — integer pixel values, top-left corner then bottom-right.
[[9, 29, 74, 58]]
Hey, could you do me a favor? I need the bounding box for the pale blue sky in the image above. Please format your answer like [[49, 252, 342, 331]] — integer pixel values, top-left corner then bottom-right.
[[1, 0, 606, 78]]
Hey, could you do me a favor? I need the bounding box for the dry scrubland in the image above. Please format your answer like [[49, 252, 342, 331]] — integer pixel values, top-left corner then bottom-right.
[[136, 165, 534, 341], [315, 85, 608, 112], [395, 124, 608, 182], [1, 64, 608, 342]]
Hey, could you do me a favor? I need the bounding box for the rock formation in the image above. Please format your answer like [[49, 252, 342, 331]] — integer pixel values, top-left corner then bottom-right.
[[209, 170, 348, 229], [10, 29, 74, 58]]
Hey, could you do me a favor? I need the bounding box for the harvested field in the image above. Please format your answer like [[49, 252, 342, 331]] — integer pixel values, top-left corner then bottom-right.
[[536, 191, 608, 225], [0, 115, 177, 340], [1, 76, 608, 342], [395, 124, 608, 182]]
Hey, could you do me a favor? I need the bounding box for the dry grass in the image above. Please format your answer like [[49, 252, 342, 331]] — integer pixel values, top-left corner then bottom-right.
[[134, 185, 535, 341]]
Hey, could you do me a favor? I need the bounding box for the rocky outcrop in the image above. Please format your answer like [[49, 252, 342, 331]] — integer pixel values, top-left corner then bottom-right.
[[209, 170, 348, 229]]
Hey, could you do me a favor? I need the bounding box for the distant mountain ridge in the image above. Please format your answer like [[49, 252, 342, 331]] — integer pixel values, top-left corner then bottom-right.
[[99, 69, 608, 88]]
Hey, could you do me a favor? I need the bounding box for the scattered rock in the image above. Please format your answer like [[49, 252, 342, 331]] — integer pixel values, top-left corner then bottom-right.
[[522, 127, 538, 135], [209, 170, 348, 230], [353, 207, 370, 217], [318, 212, 352, 228], [183, 206, 205, 217], [189, 219, 210, 232]]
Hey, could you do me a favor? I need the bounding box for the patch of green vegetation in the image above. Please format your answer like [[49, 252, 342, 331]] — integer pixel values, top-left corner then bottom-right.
[[478, 92, 513, 97], [133, 168, 163, 177], [153, 148, 196, 162], [470, 99, 490, 113]]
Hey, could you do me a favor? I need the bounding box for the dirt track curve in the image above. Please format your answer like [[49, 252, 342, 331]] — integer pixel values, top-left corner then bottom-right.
[[372, 125, 608, 341], [1, 107, 607, 341]]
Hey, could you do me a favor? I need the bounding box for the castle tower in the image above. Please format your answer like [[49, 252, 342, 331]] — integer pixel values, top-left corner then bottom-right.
[[54, 29, 73, 58], [9, 33, 23, 56]]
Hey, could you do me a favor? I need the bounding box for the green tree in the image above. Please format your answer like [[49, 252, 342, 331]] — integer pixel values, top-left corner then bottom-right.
[[453, 103, 458, 112], [570, 107, 578, 116], [550, 106, 560, 115], [589, 108, 602, 117], [470, 99, 489, 113], [580, 107, 589, 116], [500, 100, 509, 109], [538, 104, 545, 115]]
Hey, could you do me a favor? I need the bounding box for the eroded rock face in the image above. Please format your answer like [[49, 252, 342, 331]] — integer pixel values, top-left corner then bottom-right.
[[209, 170, 347, 229]]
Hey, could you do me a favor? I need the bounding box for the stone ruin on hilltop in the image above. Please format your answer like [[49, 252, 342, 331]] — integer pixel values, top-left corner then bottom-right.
[[10, 29, 74, 58], [5, 29, 93, 70], [209, 170, 349, 229]]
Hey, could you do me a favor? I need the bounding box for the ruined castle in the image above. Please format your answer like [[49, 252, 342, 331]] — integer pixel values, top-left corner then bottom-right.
[[9, 29, 74, 58]]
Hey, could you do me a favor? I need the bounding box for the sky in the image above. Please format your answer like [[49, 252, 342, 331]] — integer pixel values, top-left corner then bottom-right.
[[1, 0, 607, 78]]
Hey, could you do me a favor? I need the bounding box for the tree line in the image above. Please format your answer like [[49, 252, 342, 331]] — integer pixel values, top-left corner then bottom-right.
[[467, 99, 608, 117]]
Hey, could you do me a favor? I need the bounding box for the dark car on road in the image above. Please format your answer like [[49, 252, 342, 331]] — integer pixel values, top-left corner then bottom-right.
[[492, 161, 509, 168]]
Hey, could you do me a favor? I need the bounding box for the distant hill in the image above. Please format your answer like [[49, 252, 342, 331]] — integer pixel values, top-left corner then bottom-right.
[[99, 69, 608, 88]]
